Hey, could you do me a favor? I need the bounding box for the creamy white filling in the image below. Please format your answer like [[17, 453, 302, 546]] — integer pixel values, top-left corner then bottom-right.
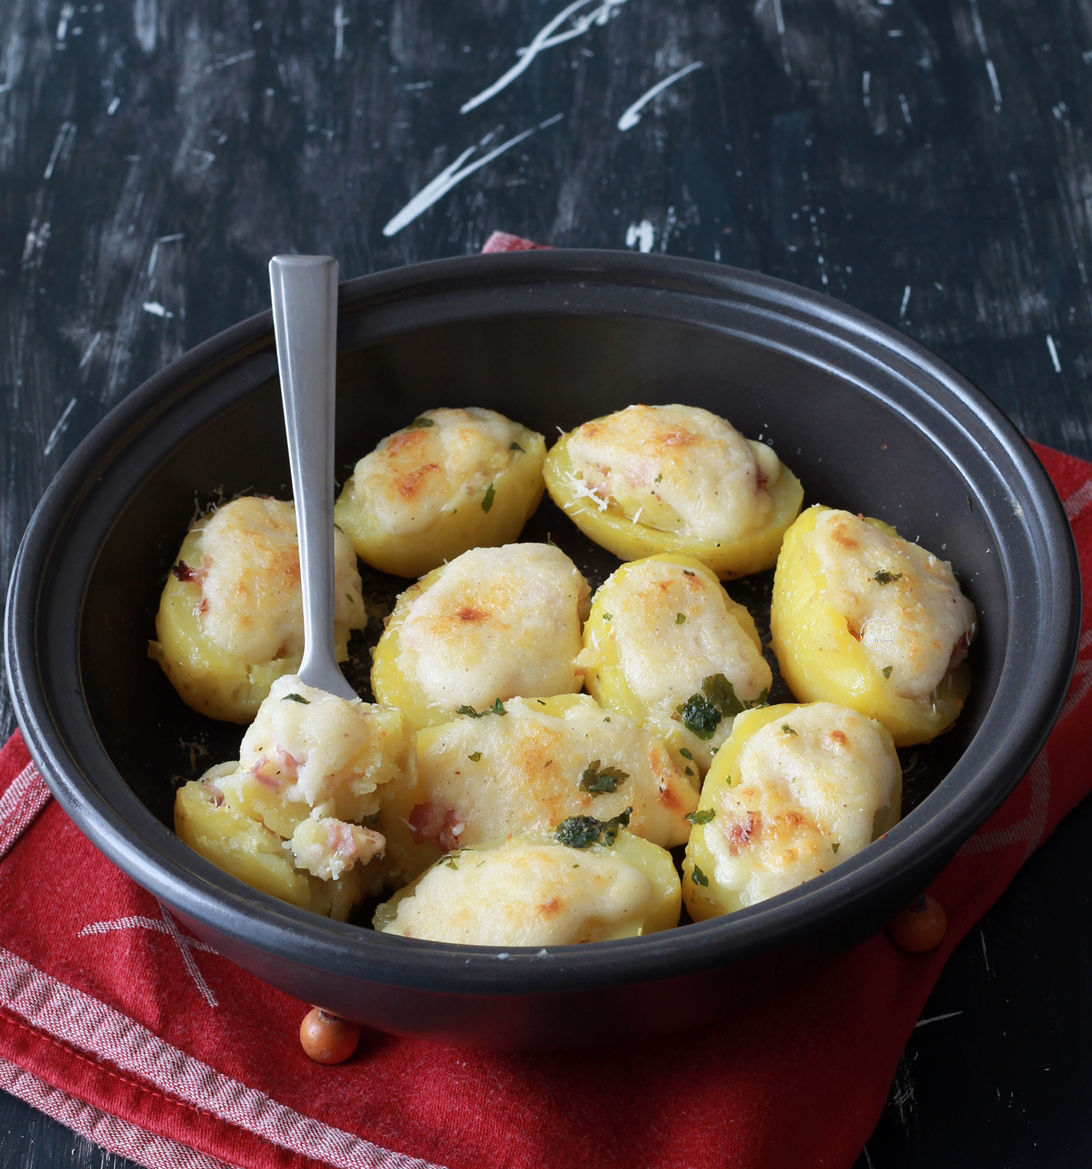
[[705, 703, 898, 907], [196, 497, 362, 663], [376, 841, 653, 946], [238, 674, 410, 820], [351, 407, 526, 534], [415, 695, 697, 849], [397, 543, 589, 711], [593, 561, 771, 761], [564, 404, 779, 540], [810, 510, 977, 699]]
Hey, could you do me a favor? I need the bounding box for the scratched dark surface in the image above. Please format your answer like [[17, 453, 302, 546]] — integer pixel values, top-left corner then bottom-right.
[[2, 0, 1091, 1165]]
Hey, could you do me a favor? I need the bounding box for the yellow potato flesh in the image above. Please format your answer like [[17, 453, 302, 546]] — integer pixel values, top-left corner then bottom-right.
[[769, 506, 971, 746], [150, 524, 359, 725], [579, 553, 768, 774], [543, 436, 804, 578], [682, 703, 902, 920], [373, 828, 681, 943], [174, 780, 368, 920], [334, 425, 546, 578]]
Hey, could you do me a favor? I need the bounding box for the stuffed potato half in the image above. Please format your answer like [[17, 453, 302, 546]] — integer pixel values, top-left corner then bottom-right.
[[149, 497, 365, 723], [683, 702, 902, 920], [371, 542, 590, 729], [577, 553, 772, 772], [543, 404, 804, 578], [770, 506, 976, 746], [374, 829, 681, 946], [334, 407, 546, 578]]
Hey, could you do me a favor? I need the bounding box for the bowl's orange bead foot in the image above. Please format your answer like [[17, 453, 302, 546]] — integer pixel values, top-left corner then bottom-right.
[[888, 894, 947, 953], [300, 1007, 361, 1064]]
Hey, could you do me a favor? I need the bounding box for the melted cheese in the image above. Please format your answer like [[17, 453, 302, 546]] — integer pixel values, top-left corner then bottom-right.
[[704, 703, 898, 907], [412, 696, 698, 852], [578, 558, 771, 768], [347, 407, 528, 535], [395, 543, 590, 712], [234, 674, 414, 821], [375, 839, 655, 946], [196, 497, 363, 663], [564, 404, 780, 540], [810, 510, 977, 699]]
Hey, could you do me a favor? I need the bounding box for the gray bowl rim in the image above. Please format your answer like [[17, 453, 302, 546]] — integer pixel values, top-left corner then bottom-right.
[[4, 248, 1082, 996]]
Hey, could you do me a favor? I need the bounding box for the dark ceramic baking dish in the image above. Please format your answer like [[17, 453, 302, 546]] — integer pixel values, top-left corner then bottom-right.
[[5, 251, 1081, 1050]]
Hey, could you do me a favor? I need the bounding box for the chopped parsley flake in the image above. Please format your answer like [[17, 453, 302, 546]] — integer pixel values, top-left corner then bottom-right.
[[481, 483, 495, 513], [781, 724, 797, 736], [682, 569, 695, 576], [468, 752, 482, 762], [456, 699, 507, 718], [283, 693, 310, 704], [407, 416, 434, 429], [677, 674, 769, 739], [831, 842, 841, 854], [579, 760, 630, 794], [555, 807, 632, 849], [676, 612, 686, 624], [444, 855, 459, 869], [603, 612, 613, 621], [679, 748, 694, 760], [690, 863, 709, 886], [509, 441, 524, 452], [654, 473, 663, 484], [883, 665, 893, 678], [873, 570, 903, 584], [687, 808, 716, 826], [685, 767, 694, 777]]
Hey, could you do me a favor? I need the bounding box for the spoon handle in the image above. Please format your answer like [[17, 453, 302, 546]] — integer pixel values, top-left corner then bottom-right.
[[269, 254, 357, 700]]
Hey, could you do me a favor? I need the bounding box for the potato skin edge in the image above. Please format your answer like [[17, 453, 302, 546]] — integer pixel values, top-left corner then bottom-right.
[[769, 505, 971, 746]]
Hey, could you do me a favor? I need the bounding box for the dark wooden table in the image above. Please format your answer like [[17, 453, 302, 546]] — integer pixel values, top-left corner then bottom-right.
[[2, 1, 1090, 1165]]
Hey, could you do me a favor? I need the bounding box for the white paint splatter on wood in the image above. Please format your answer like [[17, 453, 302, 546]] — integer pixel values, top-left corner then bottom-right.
[[133, 0, 156, 54], [43, 398, 77, 455], [460, 0, 627, 115], [383, 116, 563, 237], [625, 219, 654, 252], [334, 3, 349, 62], [56, 4, 74, 42], [915, 1010, 964, 1027], [1047, 334, 1061, 371], [617, 62, 703, 131]]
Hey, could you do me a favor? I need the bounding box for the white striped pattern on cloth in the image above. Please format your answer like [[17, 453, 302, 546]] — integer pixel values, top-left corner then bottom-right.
[[1063, 476, 1092, 520], [0, 946, 449, 1169], [0, 761, 52, 862], [957, 750, 1051, 861], [0, 1054, 237, 1169]]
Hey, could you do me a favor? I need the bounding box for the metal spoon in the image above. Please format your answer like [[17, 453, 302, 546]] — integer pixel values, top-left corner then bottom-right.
[[268, 253, 358, 701]]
